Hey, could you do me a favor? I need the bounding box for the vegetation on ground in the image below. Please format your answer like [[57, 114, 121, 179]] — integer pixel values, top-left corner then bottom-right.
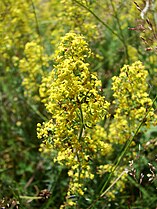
[[0, 0, 157, 208]]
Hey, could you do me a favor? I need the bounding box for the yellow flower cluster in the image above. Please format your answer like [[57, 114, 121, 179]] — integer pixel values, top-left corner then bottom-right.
[[48, 0, 100, 47], [19, 40, 50, 102], [61, 0, 98, 37], [86, 125, 113, 158], [108, 61, 156, 144], [0, 0, 35, 65], [147, 54, 157, 89], [37, 32, 110, 201]]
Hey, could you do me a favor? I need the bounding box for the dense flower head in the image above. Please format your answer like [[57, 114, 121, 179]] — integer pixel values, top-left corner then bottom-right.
[[50, 0, 99, 45], [37, 32, 110, 201], [19, 40, 50, 101], [1, 1, 157, 208], [86, 125, 113, 158], [0, 0, 36, 65], [108, 61, 156, 144]]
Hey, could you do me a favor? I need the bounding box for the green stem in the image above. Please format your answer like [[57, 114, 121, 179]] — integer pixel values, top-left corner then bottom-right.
[[30, 0, 41, 37], [100, 169, 128, 198], [75, 106, 85, 208], [73, 0, 123, 43], [100, 117, 143, 194], [110, 0, 130, 63], [101, 95, 157, 193], [28, 102, 48, 121], [78, 105, 84, 141], [88, 94, 157, 209], [29, 0, 45, 66]]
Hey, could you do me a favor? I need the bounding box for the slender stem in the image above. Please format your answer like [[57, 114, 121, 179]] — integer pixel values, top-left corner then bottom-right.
[[110, 0, 130, 62], [73, 0, 124, 43], [78, 105, 84, 141], [28, 103, 48, 121], [100, 169, 128, 198], [100, 95, 157, 194], [30, 0, 41, 36], [75, 105, 84, 208], [20, 196, 43, 200], [88, 94, 157, 209], [100, 116, 143, 194], [29, 0, 44, 66]]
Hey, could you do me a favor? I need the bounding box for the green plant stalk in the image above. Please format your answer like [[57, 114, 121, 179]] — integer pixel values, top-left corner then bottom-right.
[[100, 169, 128, 198], [100, 122, 143, 195], [73, 0, 123, 43], [100, 95, 157, 194], [29, 0, 45, 68], [78, 105, 84, 141], [88, 94, 157, 209], [30, 0, 41, 37], [28, 103, 48, 121], [87, 170, 128, 209], [110, 0, 130, 63], [76, 105, 84, 208]]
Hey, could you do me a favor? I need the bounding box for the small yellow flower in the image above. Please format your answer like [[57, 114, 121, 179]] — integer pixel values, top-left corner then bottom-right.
[[109, 61, 156, 144], [37, 32, 110, 202]]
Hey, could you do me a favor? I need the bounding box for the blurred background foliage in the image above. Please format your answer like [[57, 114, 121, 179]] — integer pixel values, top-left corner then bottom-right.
[[0, 0, 157, 208]]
